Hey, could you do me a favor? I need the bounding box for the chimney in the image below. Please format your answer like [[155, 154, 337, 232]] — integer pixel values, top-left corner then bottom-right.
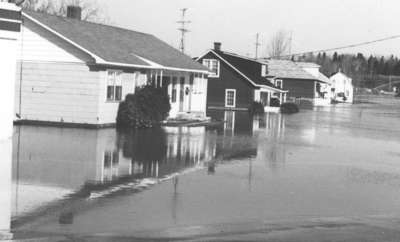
[[67, 6, 82, 20], [214, 42, 221, 51]]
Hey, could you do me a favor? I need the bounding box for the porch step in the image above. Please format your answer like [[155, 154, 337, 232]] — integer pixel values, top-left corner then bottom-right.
[[174, 112, 209, 121]]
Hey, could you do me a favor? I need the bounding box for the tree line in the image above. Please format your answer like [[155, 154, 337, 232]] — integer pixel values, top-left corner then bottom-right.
[[296, 52, 400, 88], [21, 0, 107, 23], [265, 29, 400, 88]]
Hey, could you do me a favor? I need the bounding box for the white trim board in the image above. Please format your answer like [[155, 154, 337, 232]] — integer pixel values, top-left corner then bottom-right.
[[0, 2, 21, 11]]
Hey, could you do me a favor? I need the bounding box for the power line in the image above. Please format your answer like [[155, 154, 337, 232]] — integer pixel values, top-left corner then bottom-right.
[[267, 34, 400, 59], [177, 8, 191, 54]]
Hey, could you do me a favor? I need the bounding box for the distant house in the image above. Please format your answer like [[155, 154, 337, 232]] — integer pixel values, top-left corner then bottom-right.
[[329, 70, 354, 103], [266, 60, 332, 105], [196, 43, 287, 111], [296, 62, 332, 105], [15, 7, 209, 127]]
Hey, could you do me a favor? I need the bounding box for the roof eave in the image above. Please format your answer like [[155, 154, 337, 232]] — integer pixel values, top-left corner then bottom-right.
[[95, 60, 209, 73], [23, 12, 208, 74]]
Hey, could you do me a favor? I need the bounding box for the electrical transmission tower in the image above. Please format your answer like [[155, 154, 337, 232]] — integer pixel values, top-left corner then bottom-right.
[[177, 8, 191, 54]]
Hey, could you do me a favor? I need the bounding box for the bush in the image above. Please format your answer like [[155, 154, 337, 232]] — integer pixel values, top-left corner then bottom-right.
[[270, 97, 281, 107], [248, 101, 265, 114], [280, 102, 299, 114], [116, 85, 171, 129]]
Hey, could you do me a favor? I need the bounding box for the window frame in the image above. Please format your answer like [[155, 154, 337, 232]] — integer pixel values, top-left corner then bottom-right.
[[106, 70, 123, 102], [225, 89, 236, 108], [275, 79, 283, 89], [203, 59, 220, 78]]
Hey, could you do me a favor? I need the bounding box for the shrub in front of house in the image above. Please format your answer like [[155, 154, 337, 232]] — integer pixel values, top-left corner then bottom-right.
[[280, 102, 299, 114], [248, 101, 265, 114], [116, 85, 171, 129], [270, 97, 281, 107]]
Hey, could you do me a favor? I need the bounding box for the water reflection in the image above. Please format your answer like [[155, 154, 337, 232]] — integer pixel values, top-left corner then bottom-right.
[[9, 111, 286, 230]]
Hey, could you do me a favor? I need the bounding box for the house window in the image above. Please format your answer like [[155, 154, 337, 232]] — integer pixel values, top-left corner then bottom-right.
[[225, 89, 236, 108], [171, 77, 177, 103], [107, 70, 122, 102], [275, 79, 283, 89], [203, 59, 220, 77]]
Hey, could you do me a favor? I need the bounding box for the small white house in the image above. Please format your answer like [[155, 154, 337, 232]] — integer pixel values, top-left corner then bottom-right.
[[15, 8, 209, 127], [329, 70, 354, 103]]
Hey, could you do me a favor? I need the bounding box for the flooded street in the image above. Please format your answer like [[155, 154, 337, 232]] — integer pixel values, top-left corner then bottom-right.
[[7, 97, 400, 241]]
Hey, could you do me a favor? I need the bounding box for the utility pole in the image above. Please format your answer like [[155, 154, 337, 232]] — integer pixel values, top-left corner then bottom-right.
[[255, 33, 261, 59], [177, 8, 191, 54], [288, 31, 293, 56]]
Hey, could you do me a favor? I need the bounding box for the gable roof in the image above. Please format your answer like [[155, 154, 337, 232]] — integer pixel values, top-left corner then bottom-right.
[[219, 51, 271, 86], [22, 10, 208, 73], [330, 71, 352, 80], [295, 62, 321, 69], [265, 59, 319, 81], [197, 50, 285, 92], [295, 61, 331, 84], [317, 72, 331, 84]]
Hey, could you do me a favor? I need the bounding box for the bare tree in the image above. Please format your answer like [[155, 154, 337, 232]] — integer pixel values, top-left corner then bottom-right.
[[21, 0, 108, 23], [266, 30, 290, 59]]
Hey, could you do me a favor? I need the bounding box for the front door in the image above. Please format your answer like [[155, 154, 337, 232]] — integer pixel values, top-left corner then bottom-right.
[[260, 92, 269, 106]]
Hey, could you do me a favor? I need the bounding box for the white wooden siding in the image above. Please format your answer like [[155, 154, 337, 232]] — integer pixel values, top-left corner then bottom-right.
[[15, 62, 101, 124], [18, 20, 93, 63], [97, 71, 137, 124]]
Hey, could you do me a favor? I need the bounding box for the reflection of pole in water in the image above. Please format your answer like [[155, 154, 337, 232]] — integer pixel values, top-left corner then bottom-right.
[[173, 176, 179, 194], [248, 158, 253, 191], [171, 176, 179, 224]]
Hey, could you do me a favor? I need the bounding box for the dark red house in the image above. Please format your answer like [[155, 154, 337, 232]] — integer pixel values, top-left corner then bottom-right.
[[266, 60, 331, 105], [196, 43, 287, 111]]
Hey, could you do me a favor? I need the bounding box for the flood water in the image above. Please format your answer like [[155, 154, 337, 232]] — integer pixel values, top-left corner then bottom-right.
[[6, 96, 400, 241]]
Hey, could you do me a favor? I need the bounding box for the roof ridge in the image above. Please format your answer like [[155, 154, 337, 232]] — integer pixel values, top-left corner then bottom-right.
[[222, 51, 266, 64], [23, 10, 154, 38]]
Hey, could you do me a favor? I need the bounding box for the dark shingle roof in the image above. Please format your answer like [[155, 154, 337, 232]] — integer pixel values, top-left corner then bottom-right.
[[23, 10, 207, 71], [214, 51, 277, 88]]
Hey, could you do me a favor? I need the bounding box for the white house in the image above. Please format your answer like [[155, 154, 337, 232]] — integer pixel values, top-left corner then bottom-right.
[[329, 70, 354, 103], [0, 1, 21, 239], [15, 7, 209, 127]]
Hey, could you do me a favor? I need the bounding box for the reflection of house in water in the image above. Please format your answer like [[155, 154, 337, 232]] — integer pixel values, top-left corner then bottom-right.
[[120, 126, 218, 179], [209, 110, 288, 170], [10, 112, 289, 229], [208, 111, 259, 161], [254, 113, 288, 170], [12, 126, 124, 218], [11, 125, 218, 219]]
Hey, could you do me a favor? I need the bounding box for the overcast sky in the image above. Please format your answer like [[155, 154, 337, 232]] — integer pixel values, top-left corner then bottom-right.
[[98, 0, 400, 58]]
